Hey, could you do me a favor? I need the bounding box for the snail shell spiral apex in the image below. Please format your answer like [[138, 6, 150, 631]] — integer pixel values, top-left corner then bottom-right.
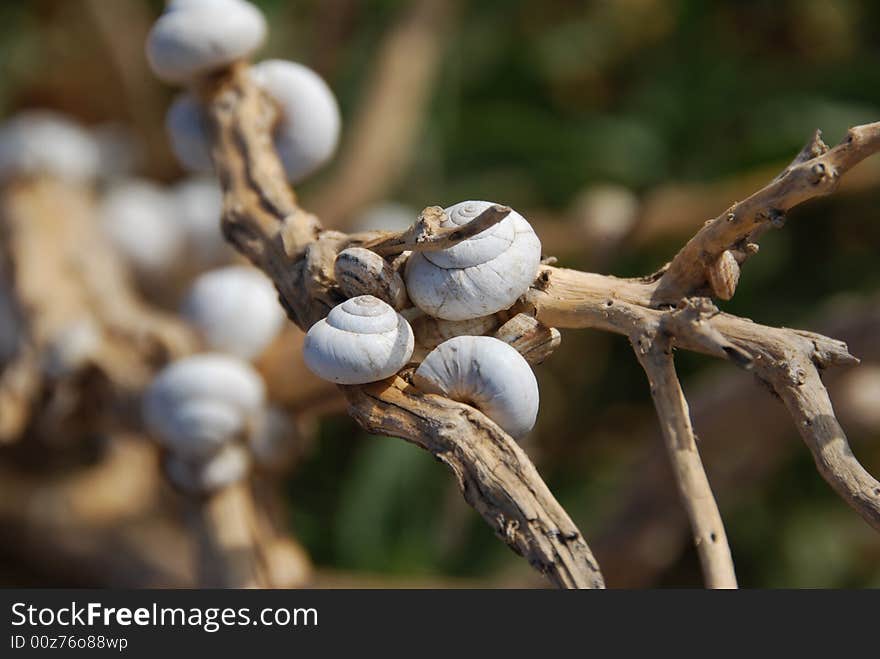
[[404, 201, 542, 320], [414, 335, 539, 439], [303, 295, 414, 385]]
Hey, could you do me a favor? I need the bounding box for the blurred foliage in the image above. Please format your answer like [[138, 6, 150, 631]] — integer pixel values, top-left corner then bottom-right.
[[2, 0, 879, 587]]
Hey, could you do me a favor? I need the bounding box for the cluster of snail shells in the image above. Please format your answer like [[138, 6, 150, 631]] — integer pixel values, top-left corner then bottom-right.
[[148, 0, 340, 183], [143, 353, 265, 493], [304, 200, 544, 439]]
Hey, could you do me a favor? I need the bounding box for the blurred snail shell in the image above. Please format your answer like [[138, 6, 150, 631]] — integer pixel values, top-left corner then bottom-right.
[[100, 179, 184, 275], [0, 111, 100, 183], [146, 0, 267, 84], [182, 266, 285, 360], [165, 443, 250, 494], [303, 295, 414, 385], [334, 247, 408, 310], [172, 177, 229, 265], [413, 336, 539, 439], [404, 201, 542, 321], [165, 93, 214, 174], [143, 353, 266, 458], [249, 60, 341, 183]]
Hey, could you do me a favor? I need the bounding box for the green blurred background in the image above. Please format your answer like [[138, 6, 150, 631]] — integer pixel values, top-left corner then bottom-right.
[[1, 0, 878, 587]]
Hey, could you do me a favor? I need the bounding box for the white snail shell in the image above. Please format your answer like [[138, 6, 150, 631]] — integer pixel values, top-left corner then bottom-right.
[[146, 0, 267, 84], [404, 200, 542, 321], [100, 179, 184, 274], [303, 295, 414, 385], [172, 177, 229, 265], [249, 60, 341, 183], [165, 443, 250, 493], [0, 111, 100, 183], [165, 92, 214, 174], [143, 353, 265, 458], [413, 335, 539, 439], [182, 266, 285, 360]]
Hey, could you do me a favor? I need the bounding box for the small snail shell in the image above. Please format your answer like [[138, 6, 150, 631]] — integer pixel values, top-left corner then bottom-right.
[[143, 353, 265, 458], [404, 201, 542, 321], [182, 266, 285, 360], [166, 93, 214, 174], [413, 336, 539, 438], [146, 0, 267, 84], [172, 177, 229, 265], [249, 60, 341, 183], [334, 247, 407, 310], [0, 111, 100, 183], [165, 443, 250, 494], [100, 179, 184, 274], [303, 295, 414, 385]]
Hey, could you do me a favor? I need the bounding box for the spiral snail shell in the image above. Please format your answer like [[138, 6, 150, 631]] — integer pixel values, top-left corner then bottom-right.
[[303, 295, 414, 385], [404, 200, 542, 321], [143, 353, 266, 459], [413, 335, 539, 438]]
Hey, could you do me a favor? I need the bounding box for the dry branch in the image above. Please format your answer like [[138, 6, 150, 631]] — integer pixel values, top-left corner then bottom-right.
[[360, 204, 511, 257], [0, 178, 195, 443], [653, 123, 880, 304], [632, 329, 737, 588]]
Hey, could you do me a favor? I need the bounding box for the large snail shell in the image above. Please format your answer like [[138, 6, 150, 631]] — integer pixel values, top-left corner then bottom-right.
[[100, 179, 184, 274], [413, 335, 539, 438], [303, 295, 414, 385], [166, 93, 214, 174], [404, 201, 542, 321], [249, 60, 341, 183], [0, 111, 100, 183], [182, 266, 285, 360], [146, 0, 267, 84], [143, 353, 265, 458]]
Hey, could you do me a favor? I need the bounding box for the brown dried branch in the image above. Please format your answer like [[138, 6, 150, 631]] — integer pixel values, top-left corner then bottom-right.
[[344, 377, 604, 589], [360, 204, 511, 257], [0, 178, 195, 443], [653, 122, 880, 304], [631, 328, 737, 588]]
